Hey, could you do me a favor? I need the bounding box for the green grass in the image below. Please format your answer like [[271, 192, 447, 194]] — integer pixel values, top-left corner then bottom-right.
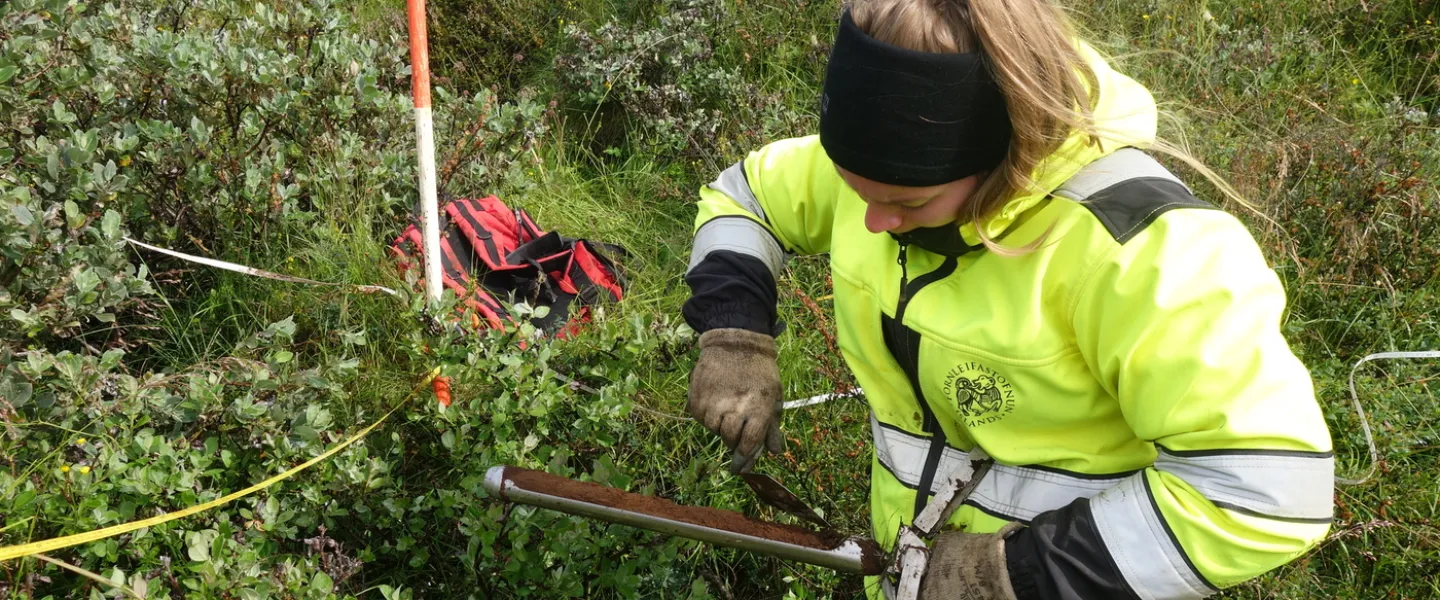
[[5, 0, 1438, 597]]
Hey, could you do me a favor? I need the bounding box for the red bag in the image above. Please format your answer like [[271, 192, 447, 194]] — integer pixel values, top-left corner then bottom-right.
[[391, 196, 626, 337]]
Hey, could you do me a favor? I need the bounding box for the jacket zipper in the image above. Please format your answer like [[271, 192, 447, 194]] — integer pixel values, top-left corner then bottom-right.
[[887, 242, 959, 517], [896, 243, 911, 308]]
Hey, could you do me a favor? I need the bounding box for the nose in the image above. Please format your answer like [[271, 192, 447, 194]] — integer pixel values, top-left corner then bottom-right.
[[864, 203, 903, 233]]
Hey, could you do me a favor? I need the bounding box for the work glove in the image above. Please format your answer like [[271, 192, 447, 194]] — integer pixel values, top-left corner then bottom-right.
[[687, 327, 785, 474], [919, 523, 1021, 600]]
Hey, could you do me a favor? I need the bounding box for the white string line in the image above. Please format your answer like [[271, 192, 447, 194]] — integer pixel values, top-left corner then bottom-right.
[[1337, 350, 1440, 486], [784, 388, 864, 410], [602, 386, 866, 422], [125, 237, 400, 296]]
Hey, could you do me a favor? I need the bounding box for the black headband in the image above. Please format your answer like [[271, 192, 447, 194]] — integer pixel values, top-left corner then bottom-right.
[[819, 9, 1012, 187]]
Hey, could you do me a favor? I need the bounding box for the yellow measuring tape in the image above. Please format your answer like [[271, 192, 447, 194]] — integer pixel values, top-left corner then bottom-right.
[[0, 367, 442, 563]]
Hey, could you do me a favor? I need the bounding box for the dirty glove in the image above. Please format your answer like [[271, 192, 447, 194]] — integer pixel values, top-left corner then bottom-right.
[[687, 327, 784, 474], [920, 523, 1021, 600]]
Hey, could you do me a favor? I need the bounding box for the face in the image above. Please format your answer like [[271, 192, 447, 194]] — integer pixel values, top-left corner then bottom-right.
[[837, 166, 983, 234]]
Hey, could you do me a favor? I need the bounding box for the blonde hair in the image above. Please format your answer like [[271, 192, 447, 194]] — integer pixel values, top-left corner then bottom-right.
[[849, 0, 1257, 254]]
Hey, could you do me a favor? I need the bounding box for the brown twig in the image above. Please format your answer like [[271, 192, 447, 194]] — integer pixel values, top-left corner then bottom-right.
[[16, 54, 63, 86], [793, 280, 854, 394], [701, 570, 736, 600], [438, 94, 496, 190]]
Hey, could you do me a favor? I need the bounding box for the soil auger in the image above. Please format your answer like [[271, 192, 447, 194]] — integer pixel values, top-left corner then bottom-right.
[[482, 450, 993, 600]]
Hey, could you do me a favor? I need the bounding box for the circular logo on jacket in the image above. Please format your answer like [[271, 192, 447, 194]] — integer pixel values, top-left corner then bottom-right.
[[942, 362, 1016, 427]]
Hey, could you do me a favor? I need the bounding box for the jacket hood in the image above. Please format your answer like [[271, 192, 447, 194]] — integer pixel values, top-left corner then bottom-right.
[[958, 41, 1159, 246]]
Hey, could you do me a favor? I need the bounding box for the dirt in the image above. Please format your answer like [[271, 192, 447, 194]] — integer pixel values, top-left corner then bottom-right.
[[858, 548, 884, 577], [503, 467, 883, 568]]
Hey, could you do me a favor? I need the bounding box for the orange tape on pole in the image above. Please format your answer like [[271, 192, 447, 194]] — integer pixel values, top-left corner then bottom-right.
[[406, 0, 443, 304], [406, 0, 432, 109]]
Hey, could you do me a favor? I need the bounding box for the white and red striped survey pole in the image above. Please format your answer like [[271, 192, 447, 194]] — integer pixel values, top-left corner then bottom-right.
[[407, 0, 443, 306]]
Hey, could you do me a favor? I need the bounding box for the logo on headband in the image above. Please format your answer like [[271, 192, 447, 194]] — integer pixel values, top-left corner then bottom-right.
[[821, 93, 830, 116]]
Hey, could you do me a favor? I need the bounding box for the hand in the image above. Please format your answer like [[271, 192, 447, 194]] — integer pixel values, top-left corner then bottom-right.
[[920, 524, 1021, 600], [686, 328, 785, 473]]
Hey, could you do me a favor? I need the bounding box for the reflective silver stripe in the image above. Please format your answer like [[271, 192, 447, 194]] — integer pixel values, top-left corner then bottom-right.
[[707, 161, 767, 221], [689, 161, 788, 276], [1053, 148, 1191, 202], [688, 217, 787, 277], [1156, 449, 1334, 522], [870, 416, 1126, 522], [1091, 473, 1215, 600], [971, 464, 1118, 523]]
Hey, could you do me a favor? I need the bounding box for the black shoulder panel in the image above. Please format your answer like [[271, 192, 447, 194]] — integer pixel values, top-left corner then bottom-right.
[[1077, 178, 1215, 244]]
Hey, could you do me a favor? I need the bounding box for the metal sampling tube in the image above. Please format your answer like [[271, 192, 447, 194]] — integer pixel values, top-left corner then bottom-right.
[[483, 466, 884, 575]]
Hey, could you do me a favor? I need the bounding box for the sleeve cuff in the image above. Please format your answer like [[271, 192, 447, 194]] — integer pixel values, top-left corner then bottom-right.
[[1001, 498, 1139, 600], [683, 250, 780, 336]]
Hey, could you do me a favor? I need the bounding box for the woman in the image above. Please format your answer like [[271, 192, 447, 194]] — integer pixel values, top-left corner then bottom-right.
[[681, 0, 1335, 598]]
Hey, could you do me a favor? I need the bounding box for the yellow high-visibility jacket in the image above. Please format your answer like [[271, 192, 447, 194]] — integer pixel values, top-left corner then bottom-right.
[[682, 41, 1334, 599]]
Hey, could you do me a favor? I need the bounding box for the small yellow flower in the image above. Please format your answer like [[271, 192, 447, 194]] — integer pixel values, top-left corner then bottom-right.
[[1352, 78, 1360, 85], [119, 156, 132, 167], [78, 466, 91, 475], [76, 437, 87, 445], [60, 465, 70, 473], [1142, 14, 1150, 20]]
